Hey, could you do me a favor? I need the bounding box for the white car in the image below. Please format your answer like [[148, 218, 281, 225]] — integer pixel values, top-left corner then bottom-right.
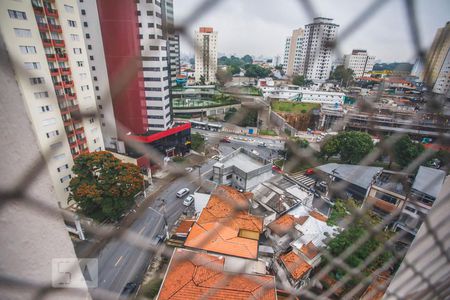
[[183, 195, 194, 206], [176, 188, 190, 198], [185, 167, 194, 173]]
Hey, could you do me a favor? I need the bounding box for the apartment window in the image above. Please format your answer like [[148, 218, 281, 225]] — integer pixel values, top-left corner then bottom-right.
[[46, 130, 59, 138], [73, 48, 82, 54], [89, 118, 94, 124], [149, 124, 164, 128], [76, 61, 84, 67], [137, 11, 141, 16], [146, 0, 152, 3], [91, 66, 96, 71], [14, 28, 31, 37], [149, 34, 155, 39], [80, 85, 89, 91], [93, 76, 98, 81], [30, 77, 45, 85], [156, 12, 161, 18], [145, 87, 162, 91], [90, 55, 94, 60], [83, 22, 88, 27], [140, 45, 144, 50], [96, 95, 101, 100], [148, 115, 163, 119], [146, 106, 163, 110], [40, 105, 51, 112], [70, 34, 79, 41], [148, 23, 155, 28], [147, 11, 153, 16], [144, 77, 161, 82], [149, 46, 159, 50], [34, 91, 49, 99], [146, 96, 162, 101], [87, 45, 92, 50], [19, 45, 36, 54], [54, 153, 66, 160], [142, 56, 160, 61], [143, 67, 160, 71], [98, 105, 103, 109], [138, 23, 142, 28], [81, 9, 86, 15], [68, 20, 77, 27], [24, 62, 40, 70], [8, 10, 27, 20], [138, 34, 143, 39], [57, 164, 69, 172], [50, 141, 62, 149], [60, 174, 72, 183], [95, 86, 99, 91], [64, 5, 74, 13], [85, 33, 90, 39]]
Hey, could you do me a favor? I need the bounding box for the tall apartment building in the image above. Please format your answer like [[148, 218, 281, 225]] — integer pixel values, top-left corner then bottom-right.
[[424, 22, 450, 96], [96, 0, 173, 134], [194, 27, 218, 84], [298, 17, 339, 81], [282, 28, 304, 77], [76, 0, 118, 150], [0, 0, 105, 206], [343, 49, 375, 78], [165, 0, 180, 88]]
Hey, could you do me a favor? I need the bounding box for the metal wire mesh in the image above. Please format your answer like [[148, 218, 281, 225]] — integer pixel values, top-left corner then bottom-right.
[[0, 0, 449, 299]]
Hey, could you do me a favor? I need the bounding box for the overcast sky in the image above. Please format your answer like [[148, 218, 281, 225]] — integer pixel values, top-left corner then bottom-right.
[[173, 0, 450, 63]]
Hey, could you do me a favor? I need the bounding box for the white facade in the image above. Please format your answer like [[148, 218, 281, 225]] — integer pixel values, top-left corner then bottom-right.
[[432, 48, 450, 97], [343, 49, 375, 78], [261, 85, 344, 105], [137, 0, 173, 131], [77, 0, 118, 149], [298, 17, 339, 81], [194, 27, 218, 84], [166, 0, 180, 88], [282, 28, 304, 77], [0, 0, 105, 206]]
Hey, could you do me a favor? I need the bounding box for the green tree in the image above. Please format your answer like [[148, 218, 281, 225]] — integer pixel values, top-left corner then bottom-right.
[[228, 64, 241, 75], [286, 138, 309, 160], [68, 151, 143, 221], [241, 54, 253, 64], [215, 68, 232, 86], [199, 75, 206, 85], [244, 64, 272, 78], [393, 135, 425, 168], [339, 131, 374, 164], [330, 65, 355, 86], [320, 135, 341, 160], [191, 132, 205, 151]]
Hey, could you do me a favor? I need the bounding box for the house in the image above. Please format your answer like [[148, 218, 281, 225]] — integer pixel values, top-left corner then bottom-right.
[[157, 248, 277, 300], [184, 185, 264, 259], [212, 148, 273, 191]]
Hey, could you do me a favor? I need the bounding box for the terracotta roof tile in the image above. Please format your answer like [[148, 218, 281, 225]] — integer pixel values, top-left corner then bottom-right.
[[300, 241, 321, 260], [280, 250, 312, 281], [175, 220, 195, 235], [309, 210, 328, 222], [158, 249, 277, 300], [268, 214, 308, 236], [184, 186, 263, 259]]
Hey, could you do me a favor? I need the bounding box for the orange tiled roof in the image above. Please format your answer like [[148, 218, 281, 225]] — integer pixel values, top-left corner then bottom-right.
[[280, 250, 312, 281], [268, 214, 308, 236], [175, 220, 195, 235], [309, 210, 328, 222], [158, 249, 276, 300], [184, 186, 263, 259], [300, 241, 321, 260]]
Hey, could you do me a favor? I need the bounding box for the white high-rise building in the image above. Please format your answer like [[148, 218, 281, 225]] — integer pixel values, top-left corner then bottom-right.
[[0, 0, 105, 206], [76, 0, 118, 149], [426, 22, 450, 97], [343, 49, 375, 78], [195, 27, 218, 84], [298, 17, 339, 81], [283, 28, 304, 77], [166, 0, 180, 88]]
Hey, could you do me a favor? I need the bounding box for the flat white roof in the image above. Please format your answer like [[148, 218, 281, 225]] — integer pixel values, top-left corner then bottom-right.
[[222, 152, 264, 173]]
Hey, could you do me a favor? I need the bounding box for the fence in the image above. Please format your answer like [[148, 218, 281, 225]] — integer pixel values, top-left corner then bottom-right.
[[0, 0, 449, 300]]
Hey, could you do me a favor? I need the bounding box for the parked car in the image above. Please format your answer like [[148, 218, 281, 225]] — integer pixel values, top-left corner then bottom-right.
[[257, 142, 266, 147], [185, 167, 194, 173], [120, 282, 138, 298], [305, 168, 314, 175], [176, 188, 190, 198], [220, 137, 231, 143], [272, 165, 283, 174], [183, 195, 194, 206]]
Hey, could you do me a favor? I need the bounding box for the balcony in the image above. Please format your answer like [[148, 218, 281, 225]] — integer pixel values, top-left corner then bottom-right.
[[37, 23, 48, 32], [52, 39, 65, 47], [77, 137, 87, 144], [63, 118, 72, 126], [44, 7, 58, 17], [60, 68, 71, 76], [49, 24, 62, 33], [56, 53, 68, 62], [366, 196, 400, 214], [62, 80, 74, 88], [65, 92, 76, 100], [75, 126, 84, 135], [49, 68, 59, 76], [42, 38, 52, 47], [33, 6, 45, 15], [53, 81, 63, 89], [69, 140, 78, 148], [68, 104, 79, 113], [46, 53, 56, 62]]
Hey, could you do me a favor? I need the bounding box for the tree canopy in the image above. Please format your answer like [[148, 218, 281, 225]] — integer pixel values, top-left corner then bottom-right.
[[191, 132, 205, 151], [292, 75, 313, 87], [244, 64, 272, 78], [320, 131, 374, 164], [392, 135, 424, 168], [215, 68, 233, 86], [68, 151, 143, 221], [241, 54, 253, 64], [330, 65, 354, 86]]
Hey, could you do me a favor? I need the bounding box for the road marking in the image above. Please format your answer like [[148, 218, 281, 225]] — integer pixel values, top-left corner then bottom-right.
[[138, 226, 146, 235], [114, 255, 123, 267]]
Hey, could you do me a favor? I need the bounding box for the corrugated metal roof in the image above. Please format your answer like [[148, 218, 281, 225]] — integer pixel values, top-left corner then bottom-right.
[[412, 166, 446, 199], [316, 163, 383, 190]]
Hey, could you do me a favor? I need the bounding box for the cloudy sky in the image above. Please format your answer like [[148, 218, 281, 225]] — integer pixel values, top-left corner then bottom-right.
[[173, 0, 450, 63]]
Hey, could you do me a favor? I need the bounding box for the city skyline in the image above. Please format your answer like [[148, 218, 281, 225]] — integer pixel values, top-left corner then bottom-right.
[[174, 0, 450, 62]]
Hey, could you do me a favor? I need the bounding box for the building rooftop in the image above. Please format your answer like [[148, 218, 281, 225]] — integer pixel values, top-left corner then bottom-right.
[[279, 250, 312, 281], [412, 166, 446, 199], [267, 214, 308, 237], [215, 147, 270, 174], [316, 163, 383, 190], [158, 249, 276, 300], [184, 186, 263, 259], [373, 171, 411, 196]]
